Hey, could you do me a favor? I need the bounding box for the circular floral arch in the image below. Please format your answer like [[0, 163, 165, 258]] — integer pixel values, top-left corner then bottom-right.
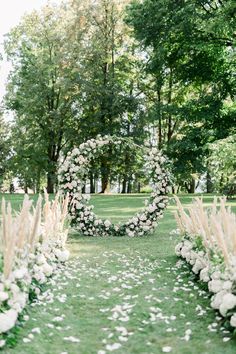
[[58, 135, 171, 237]]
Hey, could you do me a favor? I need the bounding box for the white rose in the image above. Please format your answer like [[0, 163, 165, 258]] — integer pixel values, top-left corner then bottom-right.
[[37, 254, 46, 265], [0, 291, 9, 302], [10, 284, 20, 294], [140, 214, 147, 221], [223, 280, 233, 291], [12, 292, 27, 312], [208, 279, 223, 293], [180, 246, 191, 259], [211, 271, 221, 280], [158, 203, 165, 208], [56, 249, 70, 262], [42, 263, 53, 277], [71, 180, 77, 187], [199, 267, 210, 282], [230, 313, 236, 327], [33, 271, 46, 284], [175, 242, 183, 256], [147, 205, 156, 213], [104, 220, 111, 228], [192, 258, 205, 274], [211, 290, 227, 309], [142, 225, 150, 231], [0, 309, 18, 333], [219, 293, 236, 316]]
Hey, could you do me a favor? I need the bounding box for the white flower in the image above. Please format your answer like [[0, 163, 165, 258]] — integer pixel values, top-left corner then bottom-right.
[[0, 291, 9, 302], [140, 214, 147, 221], [223, 281, 233, 291], [11, 292, 27, 312], [36, 253, 46, 266], [147, 205, 156, 213], [211, 290, 227, 309], [199, 267, 210, 282], [208, 279, 223, 293], [219, 293, 236, 316], [0, 309, 18, 333], [192, 258, 205, 274], [175, 243, 183, 256], [71, 180, 77, 187], [0, 340, 6, 348], [104, 220, 111, 228], [158, 203, 165, 208], [42, 263, 53, 277], [56, 249, 70, 262], [230, 313, 236, 327], [13, 267, 28, 280], [106, 343, 121, 351]]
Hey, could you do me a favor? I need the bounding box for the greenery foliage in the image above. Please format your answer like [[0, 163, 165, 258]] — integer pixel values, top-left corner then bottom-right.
[[0, 0, 235, 194]]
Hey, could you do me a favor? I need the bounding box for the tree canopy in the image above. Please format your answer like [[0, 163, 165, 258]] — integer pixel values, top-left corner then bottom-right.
[[0, 0, 235, 194]]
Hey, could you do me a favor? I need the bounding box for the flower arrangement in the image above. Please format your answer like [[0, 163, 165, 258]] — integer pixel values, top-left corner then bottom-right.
[[58, 135, 171, 237], [0, 192, 70, 347], [174, 196, 236, 330]]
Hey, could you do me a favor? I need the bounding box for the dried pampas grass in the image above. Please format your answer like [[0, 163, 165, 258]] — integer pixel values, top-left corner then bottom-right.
[[174, 196, 236, 264], [0, 191, 69, 279]]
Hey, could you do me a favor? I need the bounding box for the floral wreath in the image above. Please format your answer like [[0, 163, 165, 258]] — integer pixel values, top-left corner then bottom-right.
[[58, 135, 171, 237]]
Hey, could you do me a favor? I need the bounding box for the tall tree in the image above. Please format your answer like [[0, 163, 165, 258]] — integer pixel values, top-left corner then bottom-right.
[[72, 0, 145, 192], [127, 0, 236, 192], [4, 3, 87, 192], [0, 115, 9, 189]]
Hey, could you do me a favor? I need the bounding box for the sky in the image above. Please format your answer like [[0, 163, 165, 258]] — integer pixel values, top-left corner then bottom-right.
[[0, 0, 62, 102]]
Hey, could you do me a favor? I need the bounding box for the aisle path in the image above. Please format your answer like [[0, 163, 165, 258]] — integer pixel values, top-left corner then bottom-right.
[[3, 216, 236, 354]]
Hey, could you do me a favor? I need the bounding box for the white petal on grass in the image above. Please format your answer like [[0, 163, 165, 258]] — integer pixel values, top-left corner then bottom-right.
[[106, 343, 122, 351], [47, 323, 55, 328], [162, 346, 172, 353], [32, 327, 41, 334], [63, 336, 80, 343], [53, 316, 64, 322], [0, 340, 6, 348]]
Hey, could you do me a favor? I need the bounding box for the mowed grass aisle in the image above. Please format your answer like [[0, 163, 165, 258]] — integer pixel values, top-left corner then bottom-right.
[[1, 194, 236, 354]]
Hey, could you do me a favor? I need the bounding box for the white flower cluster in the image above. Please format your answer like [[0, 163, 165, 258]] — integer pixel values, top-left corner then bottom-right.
[[0, 200, 70, 345], [175, 238, 236, 328], [59, 136, 171, 237]]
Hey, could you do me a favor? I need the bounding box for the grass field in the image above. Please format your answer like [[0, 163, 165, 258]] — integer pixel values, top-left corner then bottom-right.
[[0, 193, 236, 354]]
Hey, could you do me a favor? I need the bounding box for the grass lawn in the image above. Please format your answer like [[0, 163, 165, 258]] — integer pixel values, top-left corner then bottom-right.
[[0, 193, 236, 354]]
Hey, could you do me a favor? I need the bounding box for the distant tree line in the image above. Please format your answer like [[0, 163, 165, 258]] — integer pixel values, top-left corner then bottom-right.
[[0, 0, 235, 195]]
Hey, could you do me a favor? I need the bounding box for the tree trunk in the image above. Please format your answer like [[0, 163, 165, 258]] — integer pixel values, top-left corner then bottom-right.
[[90, 171, 95, 193], [36, 170, 41, 194], [121, 177, 127, 194], [137, 182, 141, 193], [157, 89, 162, 149], [206, 171, 213, 193], [101, 177, 110, 194], [185, 178, 195, 194], [127, 179, 132, 193], [167, 67, 173, 143], [47, 171, 55, 194], [100, 156, 110, 193], [24, 183, 28, 194], [189, 178, 195, 194]]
